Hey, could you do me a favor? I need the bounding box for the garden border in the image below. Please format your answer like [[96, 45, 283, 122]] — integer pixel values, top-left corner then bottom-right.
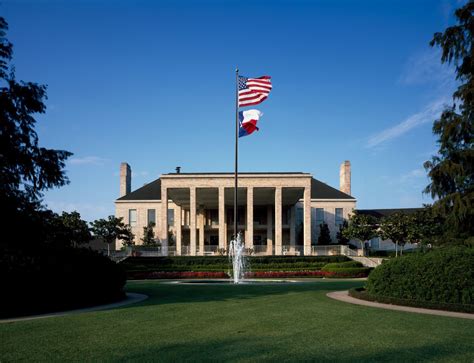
[[327, 290, 474, 320]]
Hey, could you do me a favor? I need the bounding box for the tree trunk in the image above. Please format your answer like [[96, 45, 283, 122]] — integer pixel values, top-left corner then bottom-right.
[[395, 241, 398, 257]]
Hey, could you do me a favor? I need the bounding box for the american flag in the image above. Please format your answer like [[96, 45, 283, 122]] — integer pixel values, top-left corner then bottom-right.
[[238, 75, 272, 107]]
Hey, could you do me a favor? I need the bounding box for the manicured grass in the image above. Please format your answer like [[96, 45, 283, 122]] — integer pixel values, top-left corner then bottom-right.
[[1, 280, 473, 362]]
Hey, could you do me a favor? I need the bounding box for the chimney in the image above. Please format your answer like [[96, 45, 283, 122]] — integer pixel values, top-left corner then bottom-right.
[[120, 162, 131, 197], [339, 160, 351, 195]]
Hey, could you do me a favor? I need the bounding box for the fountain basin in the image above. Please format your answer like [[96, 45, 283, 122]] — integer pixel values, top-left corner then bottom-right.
[[168, 279, 299, 285]]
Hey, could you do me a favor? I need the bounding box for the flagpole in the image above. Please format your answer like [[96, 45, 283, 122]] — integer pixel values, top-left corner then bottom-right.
[[234, 67, 239, 241]]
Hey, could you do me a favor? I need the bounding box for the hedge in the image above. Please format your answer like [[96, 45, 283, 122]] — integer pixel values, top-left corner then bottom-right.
[[366, 247, 474, 306], [121, 256, 349, 274], [349, 287, 474, 314], [1, 247, 126, 319], [321, 261, 363, 270]]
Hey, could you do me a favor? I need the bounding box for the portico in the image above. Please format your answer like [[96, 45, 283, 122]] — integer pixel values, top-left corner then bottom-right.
[[158, 173, 312, 256]]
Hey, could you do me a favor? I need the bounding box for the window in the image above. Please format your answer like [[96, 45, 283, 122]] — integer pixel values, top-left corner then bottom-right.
[[167, 209, 174, 226], [129, 209, 137, 227], [147, 209, 156, 226], [316, 208, 324, 225], [335, 208, 344, 225]]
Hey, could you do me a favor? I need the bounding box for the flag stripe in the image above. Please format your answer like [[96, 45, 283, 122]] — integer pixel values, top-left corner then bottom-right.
[[238, 75, 272, 107]]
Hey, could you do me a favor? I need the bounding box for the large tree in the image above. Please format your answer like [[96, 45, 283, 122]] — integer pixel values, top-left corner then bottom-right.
[[424, 2, 474, 243], [0, 17, 72, 250]]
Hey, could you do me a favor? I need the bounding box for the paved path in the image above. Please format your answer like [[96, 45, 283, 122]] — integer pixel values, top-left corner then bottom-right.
[[0, 293, 148, 324], [327, 290, 474, 320]]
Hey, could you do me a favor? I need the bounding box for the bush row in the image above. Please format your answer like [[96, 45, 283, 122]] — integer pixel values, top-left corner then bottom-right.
[[321, 261, 363, 270], [1, 247, 126, 318], [121, 256, 349, 273], [366, 247, 474, 305], [349, 288, 474, 314]]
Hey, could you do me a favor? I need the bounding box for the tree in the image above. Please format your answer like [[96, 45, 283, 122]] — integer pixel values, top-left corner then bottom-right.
[[342, 213, 378, 256], [379, 212, 412, 257], [317, 223, 332, 245], [0, 17, 71, 215], [0, 16, 72, 253], [141, 222, 156, 246], [59, 211, 92, 247], [121, 225, 135, 247], [336, 220, 350, 245], [424, 2, 474, 243], [90, 216, 131, 255]]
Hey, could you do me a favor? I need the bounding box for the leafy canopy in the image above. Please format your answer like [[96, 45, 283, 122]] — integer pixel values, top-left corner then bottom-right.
[[424, 2, 474, 240]]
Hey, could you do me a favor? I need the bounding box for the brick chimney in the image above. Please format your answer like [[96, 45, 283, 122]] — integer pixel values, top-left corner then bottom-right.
[[339, 160, 351, 195], [120, 162, 131, 197]]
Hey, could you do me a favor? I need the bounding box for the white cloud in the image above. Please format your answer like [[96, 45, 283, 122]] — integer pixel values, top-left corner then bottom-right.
[[398, 49, 454, 87], [68, 156, 108, 166], [366, 97, 448, 148], [399, 168, 426, 183]]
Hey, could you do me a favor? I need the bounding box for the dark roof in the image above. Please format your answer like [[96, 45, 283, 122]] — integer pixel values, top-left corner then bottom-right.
[[117, 179, 161, 201], [311, 178, 355, 200], [164, 172, 308, 175], [356, 208, 423, 218], [116, 175, 355, 201]]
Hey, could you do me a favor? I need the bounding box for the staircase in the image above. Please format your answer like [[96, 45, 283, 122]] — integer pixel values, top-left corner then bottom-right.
[[347, 256, 384, 268]]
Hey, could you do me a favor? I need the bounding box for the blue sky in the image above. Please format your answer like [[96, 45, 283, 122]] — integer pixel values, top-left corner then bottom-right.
[[3, 0, 460, 221]]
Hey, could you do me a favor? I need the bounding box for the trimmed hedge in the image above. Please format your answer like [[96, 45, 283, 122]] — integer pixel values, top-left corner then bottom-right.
[[321, 261, 363, 270], [366, 247, 474, 306], [1, 247, 126, 319], [349, 287, 474, 314], [121, 256, 350, 275]]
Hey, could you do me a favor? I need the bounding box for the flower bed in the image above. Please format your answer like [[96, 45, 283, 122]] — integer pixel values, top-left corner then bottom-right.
[[129, 271, 229, 279], [129, 269, 370, 280], [245, 270, 369, 278]]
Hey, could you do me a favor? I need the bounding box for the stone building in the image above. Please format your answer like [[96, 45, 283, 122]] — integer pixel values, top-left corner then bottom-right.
[[115, 162, 356, 256]]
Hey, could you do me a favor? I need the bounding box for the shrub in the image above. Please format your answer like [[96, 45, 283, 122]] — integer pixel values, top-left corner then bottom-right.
[[366, 247, 474, 305], [0, 247, 126, 318], [321, 261, 363, 270], [349, 287, 474, 314], [121, 255, 350, 274]]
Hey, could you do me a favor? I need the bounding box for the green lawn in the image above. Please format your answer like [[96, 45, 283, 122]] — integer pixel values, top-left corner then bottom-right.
[[1, 279, 473, 362]]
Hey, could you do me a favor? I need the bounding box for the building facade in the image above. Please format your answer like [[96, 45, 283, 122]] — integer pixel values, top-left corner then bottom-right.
[[115, 162, 356, 256]]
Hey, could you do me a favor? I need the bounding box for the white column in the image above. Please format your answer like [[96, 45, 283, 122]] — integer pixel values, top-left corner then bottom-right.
[[304, 186, 312, 255], [190, 187, 197, 256], [218, 187, 225, 251], [290, 205, 296, 250], [160, 186, 168, 256], [246, 187, 254, 250], [176, 205, 182, 256], [267, 205, 273, 255], [199, 209, 205, 256], [275, 187, 282, 255]]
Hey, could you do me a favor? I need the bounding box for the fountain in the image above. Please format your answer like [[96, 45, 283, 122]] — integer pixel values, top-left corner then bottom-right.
[[228, 232, 247, 283]]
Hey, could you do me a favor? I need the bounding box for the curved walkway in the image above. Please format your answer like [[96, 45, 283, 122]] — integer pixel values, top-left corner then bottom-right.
[[327, 290, 474, 320], [0, 293, 148, 324]]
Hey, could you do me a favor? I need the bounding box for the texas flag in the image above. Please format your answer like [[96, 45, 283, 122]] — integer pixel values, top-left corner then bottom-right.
[[239, 109, 263, 138]]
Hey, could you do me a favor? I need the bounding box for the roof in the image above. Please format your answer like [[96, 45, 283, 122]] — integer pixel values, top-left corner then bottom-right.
[[116, 175, 355, 201], [311, 178, 355, 200], [117, 179, 161, 201], [163, 172, 309, 175], [356, 208, 423, 218]]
